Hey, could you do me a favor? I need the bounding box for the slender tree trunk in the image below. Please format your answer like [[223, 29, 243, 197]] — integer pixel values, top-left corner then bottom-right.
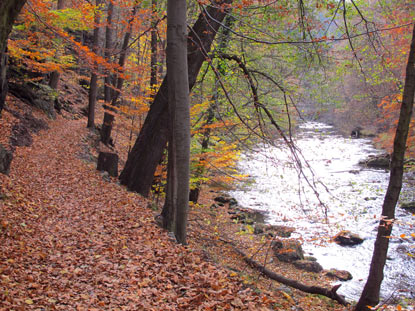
[[150, 0, 158, 99], [354, 24, 415, 311], [190, 15, 234, 203], [119, 0, 233, 197], [100, 6, 136, 143], [163, 0, 190, 244], [100, 0, 114, 143], [48, 0, 66, 90], [0, 0, 26, 115], [189, 104, 214, 203], [87, 0, 102, 128]]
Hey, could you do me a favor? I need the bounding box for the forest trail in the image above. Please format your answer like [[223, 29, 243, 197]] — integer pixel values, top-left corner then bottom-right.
[[0, 116, 267, 310]]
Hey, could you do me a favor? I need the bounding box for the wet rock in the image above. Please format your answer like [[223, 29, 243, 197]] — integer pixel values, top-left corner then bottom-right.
[[253, 223, 295, 237], [253, 224, 265, 234], [401, 202, 415, 213], [0, 144, 13, 175], [272, 239, 304, 263], [333, 230, 364, 246], [324, 269, 353, 281], [396, 245, 409, 254], [359, 154, 390, 169], [214, 195, 238, 206], [214, 195, 231, 204], [293, 260, 323, 273], [351, 127, 362, 138], [228, 198, 238, 206], [229, 207, 265, 225], [230, 213, 254, 225]]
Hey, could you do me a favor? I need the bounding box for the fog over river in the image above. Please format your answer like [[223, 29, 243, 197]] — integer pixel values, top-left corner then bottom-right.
[[230, 122, 415, 302]]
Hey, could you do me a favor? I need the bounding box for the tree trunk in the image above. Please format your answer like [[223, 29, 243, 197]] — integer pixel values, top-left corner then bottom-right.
[[87, 0, 102, 129], [100, 0, 114, 143], [48, 0, 66, 90], [119, 0, 233, 197], [163, 0, 190, 244], [150, 0, 158, 99], [190, 15, 234, 203], [354, 24, 415, 311], [100, 5, 136, 144], [0, 0, 26, 115], [190, 103, 214, 203]]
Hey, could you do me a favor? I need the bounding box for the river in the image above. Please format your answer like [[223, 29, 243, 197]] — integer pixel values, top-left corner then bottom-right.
[[229, 122, 415, 303]]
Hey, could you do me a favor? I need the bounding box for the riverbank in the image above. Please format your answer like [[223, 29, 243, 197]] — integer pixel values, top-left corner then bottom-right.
[[187, 191, 350, 310], [0, 95, 354, 310], [227, 122, 415, 308], [1, 92, 412, 310]]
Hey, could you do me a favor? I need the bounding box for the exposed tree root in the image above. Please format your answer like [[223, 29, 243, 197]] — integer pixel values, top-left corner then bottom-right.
[[223, 239, 350, 306]]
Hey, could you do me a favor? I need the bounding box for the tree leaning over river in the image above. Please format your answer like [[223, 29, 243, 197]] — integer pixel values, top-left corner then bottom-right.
[[355, 23, 415, 311]]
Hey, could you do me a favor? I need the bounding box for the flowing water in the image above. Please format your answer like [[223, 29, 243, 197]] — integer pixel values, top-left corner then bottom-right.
[[230, 122, 415, 303]]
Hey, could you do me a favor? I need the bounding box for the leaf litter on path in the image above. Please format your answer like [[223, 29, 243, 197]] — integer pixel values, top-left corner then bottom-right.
[[0, 116, 269, 310]]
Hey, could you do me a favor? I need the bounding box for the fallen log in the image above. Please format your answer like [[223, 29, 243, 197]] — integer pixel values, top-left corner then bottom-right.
[[225, 239, 349, 306]]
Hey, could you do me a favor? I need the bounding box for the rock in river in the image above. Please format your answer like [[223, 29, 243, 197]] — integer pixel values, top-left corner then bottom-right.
[[293, 260, 323, 273], [359, 153, 390, 169], [333, 230, 364, 246], [254, 223, 295, 237], [401, 202, 415, 213], [272, 239, 304, 262], [324, 269, 353, 281]]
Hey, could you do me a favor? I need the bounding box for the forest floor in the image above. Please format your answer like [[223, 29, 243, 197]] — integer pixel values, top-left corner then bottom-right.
[[0, 93, 396, 310]]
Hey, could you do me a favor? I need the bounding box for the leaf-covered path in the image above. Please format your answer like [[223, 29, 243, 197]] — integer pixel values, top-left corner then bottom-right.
[[0, 117, 267, 310]]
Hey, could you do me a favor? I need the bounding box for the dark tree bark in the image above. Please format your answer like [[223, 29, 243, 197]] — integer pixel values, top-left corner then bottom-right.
[[162, 0, 190, 244], [355, 24, 415, 311], [87, 0, 102, 129], [100, 0, 114, 143], [100, 5, 136, 144], [0, 0, 26, 115], [190, 15, 234, 203], [97, 151, 118, 177], [150, 0, 158, 99], [119, 0, 233, 197], [48, 0, 66, 90]]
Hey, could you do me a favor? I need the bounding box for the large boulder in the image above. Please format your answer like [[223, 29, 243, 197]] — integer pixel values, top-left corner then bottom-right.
[[0, 144, 12, 175], [333, 230, 364, 246], [272, 239, 304, 263], [293, 260, 323, 273], [8, 82, 57, 118]]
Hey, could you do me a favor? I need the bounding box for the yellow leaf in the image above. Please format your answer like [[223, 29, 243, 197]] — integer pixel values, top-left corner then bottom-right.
[[25, 299, 34, 305]]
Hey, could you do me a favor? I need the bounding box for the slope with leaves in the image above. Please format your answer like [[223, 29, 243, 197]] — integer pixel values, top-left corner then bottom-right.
[[0, 110, 271, 310]]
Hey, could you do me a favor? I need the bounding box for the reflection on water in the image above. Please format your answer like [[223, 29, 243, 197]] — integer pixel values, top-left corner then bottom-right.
[[230, 122, 415, 302]]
